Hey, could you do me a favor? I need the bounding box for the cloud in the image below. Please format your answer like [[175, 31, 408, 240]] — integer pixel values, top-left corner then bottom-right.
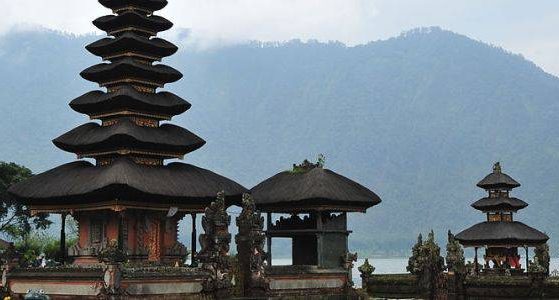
[[165, 0, 379, 48], [1, 0, 559, 75]]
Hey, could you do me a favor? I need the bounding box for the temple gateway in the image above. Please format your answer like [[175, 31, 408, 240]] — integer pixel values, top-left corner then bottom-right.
[[455, 163, 549, 275]]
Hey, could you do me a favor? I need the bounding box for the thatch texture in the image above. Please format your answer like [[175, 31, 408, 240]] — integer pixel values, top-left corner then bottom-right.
[[8, 158, 247, 206], [455, 221, 548, 247], [251, 167, 381, 211]]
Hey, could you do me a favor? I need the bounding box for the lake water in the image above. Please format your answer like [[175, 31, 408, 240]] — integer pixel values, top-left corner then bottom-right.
[[273, 257, 559, 288]]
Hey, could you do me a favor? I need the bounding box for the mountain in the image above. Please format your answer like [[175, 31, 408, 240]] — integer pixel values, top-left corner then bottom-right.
[[1, 27, 559, 257]]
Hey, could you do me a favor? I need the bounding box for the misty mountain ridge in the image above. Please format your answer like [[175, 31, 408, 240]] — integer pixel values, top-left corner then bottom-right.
[[1, 26, 559, 256]]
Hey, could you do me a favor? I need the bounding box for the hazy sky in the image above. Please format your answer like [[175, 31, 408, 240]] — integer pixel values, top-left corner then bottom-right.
[[2, 0, 559, 75]]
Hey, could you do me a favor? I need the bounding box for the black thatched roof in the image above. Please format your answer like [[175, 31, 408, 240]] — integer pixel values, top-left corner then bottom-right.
[[86, 33, 178, 59], [250, 167, 381, 212], [70, 87, 190, 118], [8, 158, 247, 206], [99, 0, 168, 11], [455, 221, 548, 247], [94, 12, 173, 34], [477, 162, 521, 190], [53, 118, 205, 157], [80, 58, 182, 86], [471, 197, 528, 212]]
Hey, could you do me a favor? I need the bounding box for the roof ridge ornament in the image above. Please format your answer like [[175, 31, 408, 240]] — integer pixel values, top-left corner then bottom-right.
[[493, 162, 502, 174], [291, 154, 326, 173]]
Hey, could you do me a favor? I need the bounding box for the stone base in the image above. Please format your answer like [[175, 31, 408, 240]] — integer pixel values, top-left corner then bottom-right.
[[264, 266, 351, 298], [4, 266, 213, 300]]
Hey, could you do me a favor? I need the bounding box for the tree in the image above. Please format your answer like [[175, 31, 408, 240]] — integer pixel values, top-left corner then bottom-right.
[[446, 230, 465, 274], [407, 233, 423, 274], [0, 162, 51, 239]]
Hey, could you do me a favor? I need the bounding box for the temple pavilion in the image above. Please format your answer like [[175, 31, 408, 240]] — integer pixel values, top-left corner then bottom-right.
[[455, 163, 548, 274], [250, 159, 381, 293], [8, 0, 246, 265]]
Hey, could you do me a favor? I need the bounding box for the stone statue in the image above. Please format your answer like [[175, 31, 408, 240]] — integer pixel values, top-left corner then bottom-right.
[[235, 194, 268, 296], [198, 192, 233, 296]]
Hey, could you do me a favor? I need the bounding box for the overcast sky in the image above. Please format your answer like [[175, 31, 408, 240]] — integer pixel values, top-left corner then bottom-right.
[[2, 0, 559, 75]]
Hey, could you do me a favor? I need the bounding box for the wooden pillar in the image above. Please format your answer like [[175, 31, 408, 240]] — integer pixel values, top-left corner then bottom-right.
[[525, 246, 529, 272], [60, 212, 67, 263], [267, 212, 272, 266], [474, 247, 479, 274], [117, 212, 124, 251], [191, 213, 197, 267], [316, 211, 323, 267]]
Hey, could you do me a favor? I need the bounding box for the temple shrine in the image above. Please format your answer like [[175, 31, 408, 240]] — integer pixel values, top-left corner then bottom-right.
[[455, 162, 549, 275], [250, 159, 381, 296], [8, 0, 247, 265]]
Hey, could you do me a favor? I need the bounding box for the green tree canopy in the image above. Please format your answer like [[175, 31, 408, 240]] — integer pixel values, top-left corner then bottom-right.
[[0, 162, 51, 239]]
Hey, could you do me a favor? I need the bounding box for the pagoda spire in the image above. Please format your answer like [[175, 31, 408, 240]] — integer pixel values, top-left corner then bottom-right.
[[54, 0, 202, 166]]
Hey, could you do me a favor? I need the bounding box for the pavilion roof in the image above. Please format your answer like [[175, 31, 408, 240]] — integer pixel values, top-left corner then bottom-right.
[[471, 197, 528, 212], [70, 86, 190, 120], [99, 0, 168, 12], [251, 163, 381, 212], [477, 162, 521, 190], [8, 158, 247, 207], [80, 58, 182, 88], [94, 11, 173, 35], [53, 118, 205, 158], [86, 33, 178, 60], [455, 221, 548, 247]]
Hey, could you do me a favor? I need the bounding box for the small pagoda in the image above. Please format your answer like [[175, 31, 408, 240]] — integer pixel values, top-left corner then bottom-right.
[[250, 159, 381, 295], [8, 0, 246, 265], [455, 162, 548, 275]]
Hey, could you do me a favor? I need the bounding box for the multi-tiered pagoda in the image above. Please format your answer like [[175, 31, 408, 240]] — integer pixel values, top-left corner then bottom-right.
[[9, 0, 246, 265], [455, 163, 548, 274]]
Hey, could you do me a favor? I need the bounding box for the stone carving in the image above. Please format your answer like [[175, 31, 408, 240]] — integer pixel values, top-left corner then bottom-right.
[[98, 240, 127, 265], [198, 192, 232, 295], [146, 217, 162, 261], [342, 252, 358, 287], [97, 240, 127, 298], [534, 243, 550, 276], [407, 231, 445, 297], [446, 230, 465, 275], [165, 241, 189, 257], [235, 194, 268, 296], [358, 258, 375, 277]]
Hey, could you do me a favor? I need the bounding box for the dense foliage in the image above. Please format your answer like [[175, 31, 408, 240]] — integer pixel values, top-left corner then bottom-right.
[[14, 233, 77, 266], [1, 27, 559, 255], [0, 162, 51, 239]]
